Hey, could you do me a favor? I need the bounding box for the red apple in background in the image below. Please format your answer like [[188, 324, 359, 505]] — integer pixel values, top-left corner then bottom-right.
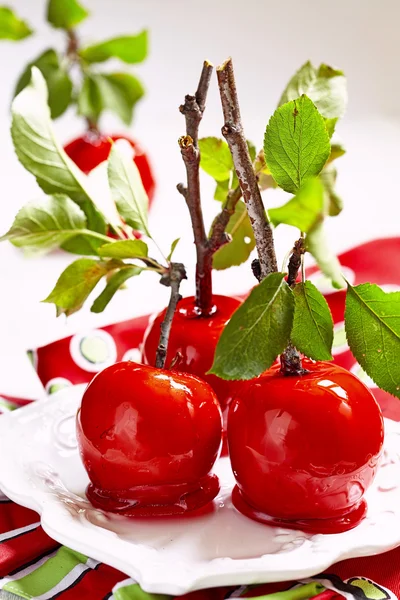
[[228, 360, 384, 534], [76, 361, 222, 516], [64, 132, 155, 201], [141, 295, 242, 421]]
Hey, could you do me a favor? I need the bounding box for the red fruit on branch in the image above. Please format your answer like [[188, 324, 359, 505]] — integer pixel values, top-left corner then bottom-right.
[[228, 360, 384, 534], [64, 133, 155, 201], [76, 361, 223, 516], [142, 295, 241, 417]]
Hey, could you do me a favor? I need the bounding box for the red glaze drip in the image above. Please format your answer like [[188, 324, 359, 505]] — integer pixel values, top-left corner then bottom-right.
[[142, 295, 242, 435], [228, 360, 384, 534], [64, 133, 155, 201], [77, 362, 223, 516]]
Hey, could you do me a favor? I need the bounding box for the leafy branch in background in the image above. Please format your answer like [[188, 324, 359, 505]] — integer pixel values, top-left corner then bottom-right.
[[0, 0, 148, 126], [198, 61, 347, 283], [1, 69, 169, 316]]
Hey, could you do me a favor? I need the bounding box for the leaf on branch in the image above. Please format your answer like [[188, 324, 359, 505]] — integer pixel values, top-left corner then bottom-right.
[[212, 200, 255, 270], [167, 238, 180, 262], [291, 281, 334, 360], [91, 266, 142, 313], [199, 137, 233, 182], [98, 239, 148, 259], [320, 163, 343, 217], [78, 72, 144, 125], [328, 142, 346, 163], [254, 150, 277, 191], [11, 68, 107, 233], [279, 61, 347, 120], [264, 95, 331, 194], [77, 74, 103, 123], [345, 283, 400, 398], [0, 195, 87, 253], [43, 258, 120, 316], [306, 221, 345, 289], [210, 273, 294, 380], [325, 118, 338, 138], [14, 49, 73, 119], [47, 0, 89, 29], [214, 179, 230, 201], [107, 143, 150, 235], [0, 6, 33, 40], [269, 177, 324, 233], [79, 30, 148, 64]]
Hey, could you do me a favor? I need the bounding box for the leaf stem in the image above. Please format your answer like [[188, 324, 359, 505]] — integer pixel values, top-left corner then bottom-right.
[[155, 263, 187, 369], [281, 237, 307, 376], [178, 61, 214, 315], [66, 28, 100, 133], [216, 57, 278, 279]]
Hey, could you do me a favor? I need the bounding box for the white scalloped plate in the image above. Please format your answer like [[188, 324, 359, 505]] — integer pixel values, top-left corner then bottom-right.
[[0, 385, 400, 596]]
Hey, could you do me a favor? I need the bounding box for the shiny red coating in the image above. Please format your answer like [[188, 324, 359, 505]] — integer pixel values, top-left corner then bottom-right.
[[141, 295, 242, 416], [76, 361, 223, 516], [228, 360, 384, 533]]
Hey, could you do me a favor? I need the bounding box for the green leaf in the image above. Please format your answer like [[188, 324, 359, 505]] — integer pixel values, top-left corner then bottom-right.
[[14, 50, 73, 119], [306, 222, 345, 289], [328, 142, 346, 163], [91, 266, 142, 313], [210, 273, 294, 380], [43, 258, 119, 316], [325, 118, 338, 138], [47, 0, 88, 29], [212, 200, 256, 270], [291, 281, 334, 360], [167, 238, 180, 262], [79, 30, 148, 64], [107, 143, 150, 235], [320, 164, 343, 217], [98, 239, 148, 259], [0, 194, 88, 252], [279, 61, 347, 119], [61, 234, 108, 256], [264, 95, 330, 194], [214, 179, 230, 201], [345, 283, 400, 398], [77, 74, 102, 123], [11, 67, 107, 233], [198, 137, 233, 182], [269, 177, 324, 233], [0, 6, 32, 40], [78, 72, 145, 125], [247, 140, 257, 162], [254, 150, 277, 191]]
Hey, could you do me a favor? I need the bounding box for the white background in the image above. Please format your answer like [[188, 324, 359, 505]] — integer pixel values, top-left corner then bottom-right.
[[0, 0, 399, 397]]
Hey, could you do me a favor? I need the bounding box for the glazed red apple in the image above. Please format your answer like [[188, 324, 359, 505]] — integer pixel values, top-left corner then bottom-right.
[[76, 361, 223, 516], [142, 295, 241, 417], [228, 360, 384, 534], [64, 133, 155, 201]]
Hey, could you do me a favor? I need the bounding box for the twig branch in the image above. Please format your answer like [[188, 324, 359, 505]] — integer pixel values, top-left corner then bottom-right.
[[155, 263, 187, 369], [280, 237, 307, 376], [216, 58, 277, 279], [287, 238, 305, 287], [178, 61, 214, 315], [179, 61, 213, 147]]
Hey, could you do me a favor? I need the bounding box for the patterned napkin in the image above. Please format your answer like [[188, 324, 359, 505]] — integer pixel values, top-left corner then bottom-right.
[[0, 237, 400, 600]]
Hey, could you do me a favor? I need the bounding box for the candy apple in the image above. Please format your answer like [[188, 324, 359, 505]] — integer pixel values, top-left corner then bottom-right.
[[64, 133, 155, 201], [141, 294, 241, 417], [76, 361, 223, 516], [228, 360, 384, 534]]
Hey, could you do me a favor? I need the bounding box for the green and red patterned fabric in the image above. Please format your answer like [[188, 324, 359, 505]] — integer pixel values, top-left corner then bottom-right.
[[0, 238, 400, 600]]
